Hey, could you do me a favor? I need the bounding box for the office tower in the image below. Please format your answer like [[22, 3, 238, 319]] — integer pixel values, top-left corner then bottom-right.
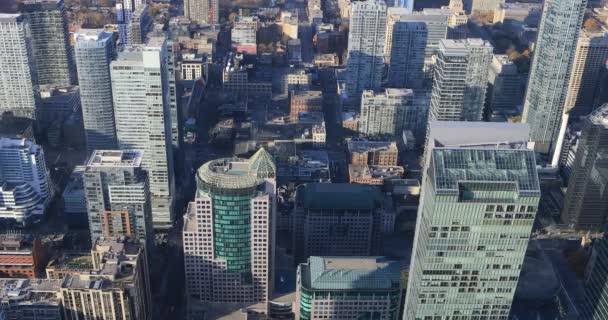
[[116, 0, 144, 44], [385, 8, 449, 62], [565, 29, 608, 117], [185, 0, 219, 25], [111, 37, 175, 228], [396, 0, 414, 11], [388, 21, 427, 88], [428, 39, 493, 123], [522, 0, 586, 155], [75, 30, 118, 152], [183, 149, 275, 305], [0, 232, 45, 278], [346, 0, 386, 101], [486, 54, 522, 114], [293, 183, 389, 263], [561, 105, 608, 231], [295, 256, 402, 320], [83, 150, 153, 248], [0, 138, 50, 224], [127, 4, 151, 45], [290, 91, 323, 122], [404, 121, 540, 319], [20, 0, 75, 86], [360, 88, 414, 136], [0, 14, 39, 120], [582, 236, 608, 320], [0, 278, 64, 320], [61, 237, 152, 320]]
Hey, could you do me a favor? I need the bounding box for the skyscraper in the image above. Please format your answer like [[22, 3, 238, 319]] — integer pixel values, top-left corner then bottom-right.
[[116, 0, 144, 44], [183, 149, 275, 305], [565, 28, 608, 117], [582, 236, 608, 320], [110, 37, 175, 229], [485, 54, 523, 113], [561, 104, 608, 231], [360, 88, 414, 136], [346, 0, 386, 101], [428, 39, 493, 122], [522, 0, 587, 154], [388, 21, 427, 88], [0, 14, 39, 120], [396, 0, 414, 11], [185, 0, 219, 25], [404, 121, 540, 319], [127, 4, 152, 45], [83, 150, 154, 248], [75, 29, 118, 152], [20, 0, 75, 86]]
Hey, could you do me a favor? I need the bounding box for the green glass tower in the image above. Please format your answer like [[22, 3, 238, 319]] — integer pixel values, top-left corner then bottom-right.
[[405, 121, 540, 320], [183, 148, 276, 305]]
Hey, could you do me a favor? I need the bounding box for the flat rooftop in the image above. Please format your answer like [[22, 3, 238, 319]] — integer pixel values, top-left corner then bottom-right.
[[589, 103, 608, 128], [297, 183, 382, 210], [86, 150, 143, 167], [427, 121, 530, 150], [347, 140, 397, 153]]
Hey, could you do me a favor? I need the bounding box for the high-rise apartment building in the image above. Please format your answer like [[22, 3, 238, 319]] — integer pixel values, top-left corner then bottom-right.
[[127, 4, 151, 45], [295, 256, 402, 320], [75, 29, 118, 152], [360, 88, 414, 136], [292, 183, 388, 263], [486, 54, 522, 113], [522, 0, 587, 154], [111, 37, 175, 228], [561, 105, 608, 231], [185, 0, 219, 25], [116, 0, 144, 44], [404, 121, 540, 320], [388, 21, 427, 89], [0, 14, 39, 120], [0, 138, 50, 223], [385, 8, 449, 62], [183, 149, 275, 305], [20, 0, 75, 86], [428, 39, 493, 123], [565, 29, 608, 117], [345, 0, 386, 101], [83, 150, 153, 248]]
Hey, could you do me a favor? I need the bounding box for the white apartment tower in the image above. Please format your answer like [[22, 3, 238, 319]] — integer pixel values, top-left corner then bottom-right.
[[110, 37, 175, 229], [185, 0, 219, 25], [183, 149, 276, 306], [346, 0, 387, 101], [0, 14, 40, 120], [429, 39, 493, 123], [360, 88, 414, 136], [75, 29, 118, 152]]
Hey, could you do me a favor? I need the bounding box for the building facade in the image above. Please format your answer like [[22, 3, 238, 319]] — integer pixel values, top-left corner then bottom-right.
[[75, 29, 118, 152], [111, 37, 175, 228], [83, 150, 153, 248], [561, 105, 608, 231], [0, 233, 45, 279], [486, 54, 522, 113], [290, 91, 323, 122], [127, 4, 151, 45], [404, 121, 540, 319], [565, 29, 608, 117], [0, 14, 39, 120], [185, 0, 219, 25], [183, 149, 275, 305], [582, 236, 608, 320], [360, 88, 414, 137], [428, 39, 493, 123], [292, 183, 386, 263], [115, 0, 144, 44], [346, 0, 386, 101], [348, 140, 399, 166], [522, 0, 587, 154], [20, 0, 75, 86], [295, 256, 402, 320], [388, 21, 427, 89]]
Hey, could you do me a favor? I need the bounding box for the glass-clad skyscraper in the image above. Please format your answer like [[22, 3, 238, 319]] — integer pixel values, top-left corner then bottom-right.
[[405, 121, 540, 320], [522, 0, 587, 155], [183, 148, 276, 306]]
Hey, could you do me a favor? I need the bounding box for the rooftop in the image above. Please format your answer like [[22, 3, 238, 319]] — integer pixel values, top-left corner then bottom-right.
[[297, 183, 382, 210], [197, 148, 276, 190], [86, 150, 143, 167], [300, 256, 401, 291], [427, 121, 531, 150], [349, 165, 404, 180], [588, 103, 608, 128], [0, 279, 63, 304], [347, 140, 397, 153]]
